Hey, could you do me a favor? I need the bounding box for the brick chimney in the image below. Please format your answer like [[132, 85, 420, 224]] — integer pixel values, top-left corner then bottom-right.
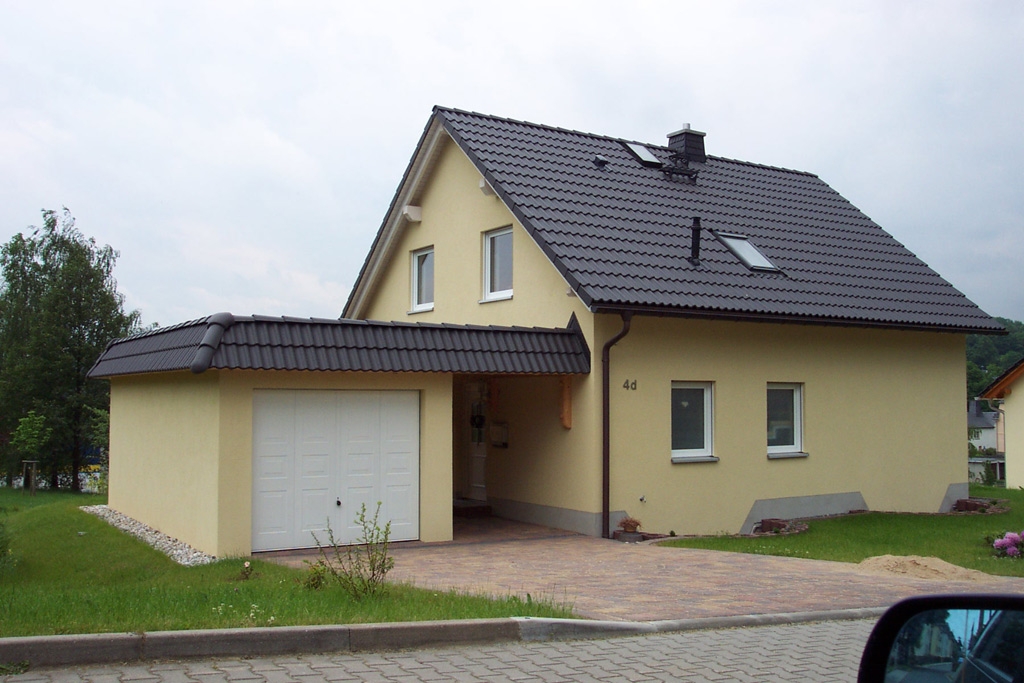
[[667, 125, 706, 164]]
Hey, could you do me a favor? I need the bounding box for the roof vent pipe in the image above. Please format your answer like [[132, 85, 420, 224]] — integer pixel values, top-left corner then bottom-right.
[[688, 217, 702, 266], [667, 124, 707, 164]]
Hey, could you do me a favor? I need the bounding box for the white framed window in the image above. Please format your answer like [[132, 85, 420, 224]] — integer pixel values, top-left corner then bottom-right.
[[482, 226, 513, 301], [767, 383, 803, 455], [410, 246, 434, 313], [671, 381, 714, 461], [715, 232, 779, 272]]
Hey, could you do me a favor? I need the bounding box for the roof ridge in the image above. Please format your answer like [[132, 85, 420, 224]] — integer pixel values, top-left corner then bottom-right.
[[227, 314, 578, 336], [110, 316, 212, 344], [433, 106, 817, 178]]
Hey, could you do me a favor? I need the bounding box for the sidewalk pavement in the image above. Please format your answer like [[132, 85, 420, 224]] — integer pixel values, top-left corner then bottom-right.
[[0, 608, 885, 669], [1, 618, 880, 683]]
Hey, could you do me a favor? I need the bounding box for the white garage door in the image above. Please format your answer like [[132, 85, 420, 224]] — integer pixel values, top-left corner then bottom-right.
[[252, 390, 419, 552]]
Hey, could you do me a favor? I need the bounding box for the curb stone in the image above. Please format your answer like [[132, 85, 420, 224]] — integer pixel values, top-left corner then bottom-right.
[[0, 608, 885, 669]]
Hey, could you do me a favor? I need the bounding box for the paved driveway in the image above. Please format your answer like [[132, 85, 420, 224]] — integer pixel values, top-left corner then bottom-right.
[[263, 520, 1024, 621]]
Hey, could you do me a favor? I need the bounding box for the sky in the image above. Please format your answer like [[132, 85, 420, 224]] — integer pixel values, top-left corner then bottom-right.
[[1, 1, 1022, 328]]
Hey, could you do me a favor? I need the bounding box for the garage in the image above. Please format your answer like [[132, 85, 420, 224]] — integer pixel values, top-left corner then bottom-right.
[[91, 313, 589, 557], [252, 390, 420, 551]]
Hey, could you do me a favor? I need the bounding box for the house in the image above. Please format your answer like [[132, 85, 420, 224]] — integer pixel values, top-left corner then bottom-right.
[[89, 107, 1003, 557], [968, 400, 1001, 452], [980, 357, 1024, 488]]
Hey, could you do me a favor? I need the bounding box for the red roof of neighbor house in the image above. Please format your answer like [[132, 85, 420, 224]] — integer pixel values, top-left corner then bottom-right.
[[980, 355, 1024, 399]]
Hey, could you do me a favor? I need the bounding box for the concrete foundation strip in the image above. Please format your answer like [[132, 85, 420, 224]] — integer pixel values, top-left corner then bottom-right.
[[0, 607, 886, 668]]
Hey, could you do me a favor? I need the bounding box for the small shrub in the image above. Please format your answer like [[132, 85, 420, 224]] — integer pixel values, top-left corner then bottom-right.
[[989, 530, 1024, 558], [302, 559, 330, 590], [306, 502, 395, 599]]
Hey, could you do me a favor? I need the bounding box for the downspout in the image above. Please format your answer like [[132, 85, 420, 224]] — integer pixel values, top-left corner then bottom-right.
[[602, 312, 633, 538]]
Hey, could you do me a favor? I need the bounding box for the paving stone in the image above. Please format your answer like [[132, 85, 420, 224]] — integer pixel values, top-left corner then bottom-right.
[[16, 619, 881, 683]]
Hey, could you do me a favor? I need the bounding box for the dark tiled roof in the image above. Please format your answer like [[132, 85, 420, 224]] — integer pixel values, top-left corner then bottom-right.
[[967, 401, 997, 429], [88, 314, 590, 378], [431, 107, 1001, 333]]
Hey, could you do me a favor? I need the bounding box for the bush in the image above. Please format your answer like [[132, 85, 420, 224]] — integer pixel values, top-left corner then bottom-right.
[[988, 530, 1024, 558], [304, 502, 394, 599]]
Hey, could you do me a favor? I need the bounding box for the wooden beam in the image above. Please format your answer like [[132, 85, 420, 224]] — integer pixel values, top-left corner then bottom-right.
[[560, 376, 572, 429]]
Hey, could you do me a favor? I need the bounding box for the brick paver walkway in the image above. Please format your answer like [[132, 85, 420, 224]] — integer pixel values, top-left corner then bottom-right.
[[265, 520, 1024, 621], [6, 618, 878, 682]]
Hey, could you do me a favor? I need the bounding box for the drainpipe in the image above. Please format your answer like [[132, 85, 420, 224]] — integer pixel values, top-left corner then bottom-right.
[[602, 312, 633, 538]]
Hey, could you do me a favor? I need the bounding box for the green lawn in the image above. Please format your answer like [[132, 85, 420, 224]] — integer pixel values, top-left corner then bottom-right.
[[0, 489, 573, 637], [660, 485, 1024, 577]]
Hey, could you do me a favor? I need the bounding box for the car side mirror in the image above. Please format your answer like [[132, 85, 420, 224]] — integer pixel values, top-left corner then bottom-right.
[[858, 594, 1024, 682]]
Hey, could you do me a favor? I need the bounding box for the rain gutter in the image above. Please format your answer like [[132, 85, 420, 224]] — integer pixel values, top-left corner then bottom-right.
[[601, 312, 632, 538]]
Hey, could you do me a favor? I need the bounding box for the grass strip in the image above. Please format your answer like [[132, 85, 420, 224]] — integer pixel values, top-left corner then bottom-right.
[[660, 485, 1024, 577], [0, 490, 572, 637]]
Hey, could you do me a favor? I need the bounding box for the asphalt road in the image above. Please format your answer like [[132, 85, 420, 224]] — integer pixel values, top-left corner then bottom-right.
[[6, 618, 877, 683]]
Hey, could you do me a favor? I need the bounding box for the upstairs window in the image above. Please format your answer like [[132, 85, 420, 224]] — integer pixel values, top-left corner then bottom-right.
[[410, 247, 434, 312], [483, 226, 513, 301], [715, 232, 779, 272], [767, 383, 803, 454]]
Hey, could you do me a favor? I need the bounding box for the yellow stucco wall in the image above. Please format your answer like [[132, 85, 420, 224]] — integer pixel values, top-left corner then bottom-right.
[[360, 135, 592, 334], [606, 316, 967, 535], [108, 370, 453, 557], [360, 133, 605, 523], [109, 372, 222, 554], [1003, 386, 1023, 488], [479, 375, 601, 515]]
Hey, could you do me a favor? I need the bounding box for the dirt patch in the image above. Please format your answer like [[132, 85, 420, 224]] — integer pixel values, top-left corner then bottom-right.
[[859, 555, 997, 582]]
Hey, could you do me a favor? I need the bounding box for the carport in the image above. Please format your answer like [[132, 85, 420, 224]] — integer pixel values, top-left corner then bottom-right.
[[88, 312, 590, 557]]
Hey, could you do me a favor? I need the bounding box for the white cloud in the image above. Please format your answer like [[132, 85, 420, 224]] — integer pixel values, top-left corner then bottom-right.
[[1, 0, 1022, 327]]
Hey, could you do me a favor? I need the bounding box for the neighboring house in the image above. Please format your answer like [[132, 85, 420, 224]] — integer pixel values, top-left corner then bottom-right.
[[980, 356, 1024, 489], [89, 107, 1003, 557], [968, 399, 1000, 451]]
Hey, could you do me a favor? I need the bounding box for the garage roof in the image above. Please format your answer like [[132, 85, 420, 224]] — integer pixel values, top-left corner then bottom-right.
[[87, 313, 591, 378]]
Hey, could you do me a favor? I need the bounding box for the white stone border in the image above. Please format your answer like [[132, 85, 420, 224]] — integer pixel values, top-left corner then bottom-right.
[[80, 505, 217, 566]]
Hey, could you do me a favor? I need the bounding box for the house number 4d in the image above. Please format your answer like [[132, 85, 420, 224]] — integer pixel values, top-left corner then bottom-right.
[[622, 379, 637, 390]]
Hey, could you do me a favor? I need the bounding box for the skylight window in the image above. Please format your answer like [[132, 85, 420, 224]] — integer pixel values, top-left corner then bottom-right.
[[623, 142, 662, 168], [715, 232, 779, 272]]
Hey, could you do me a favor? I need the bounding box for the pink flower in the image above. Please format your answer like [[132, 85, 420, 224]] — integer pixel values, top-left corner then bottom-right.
[[994, 538, 1011, 550], [1007, 546, 1021, 557], [1006, 532, 1023, 545]]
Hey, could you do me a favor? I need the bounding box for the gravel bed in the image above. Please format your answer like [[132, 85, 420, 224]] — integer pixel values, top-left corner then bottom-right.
[[81, 505, 217, 566]]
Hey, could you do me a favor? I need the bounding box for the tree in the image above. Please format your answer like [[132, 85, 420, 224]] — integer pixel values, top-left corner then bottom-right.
[[966, 317, 1024, 400], [0, 208, 140, 490]]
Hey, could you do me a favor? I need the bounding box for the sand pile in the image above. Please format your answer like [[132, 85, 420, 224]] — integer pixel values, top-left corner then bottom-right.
[[858, 555, 996, 582]]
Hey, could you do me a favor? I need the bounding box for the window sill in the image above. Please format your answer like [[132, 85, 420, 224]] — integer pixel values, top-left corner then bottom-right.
[[408, 305, 434, 315], [479, 292, 513, 304], [671, 455, 719, 464], [767, 451, 809, 460]]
